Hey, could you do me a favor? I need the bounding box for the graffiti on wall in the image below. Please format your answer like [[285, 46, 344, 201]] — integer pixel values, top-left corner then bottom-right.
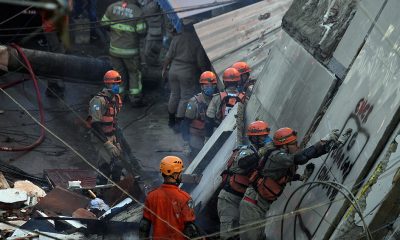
[[291, 98, 374, 238]]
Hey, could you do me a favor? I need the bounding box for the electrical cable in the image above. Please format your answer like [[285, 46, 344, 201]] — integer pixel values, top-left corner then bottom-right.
[[0, 44, 45, 152], [281, 181, 373, 240]]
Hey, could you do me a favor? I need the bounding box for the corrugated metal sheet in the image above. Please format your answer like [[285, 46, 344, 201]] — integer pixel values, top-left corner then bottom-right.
[[157, 0, 236, 33], [44, 169, 97, 189], [194, 0, 292, 82]]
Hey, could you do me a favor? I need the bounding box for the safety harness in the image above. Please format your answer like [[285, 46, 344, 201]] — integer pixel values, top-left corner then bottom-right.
[[249, 149, 296, 201], [220, 146, 255, 196], [219, 91, 245, 119], [95, 92, 122, 135], [189, 94, 208, 136]]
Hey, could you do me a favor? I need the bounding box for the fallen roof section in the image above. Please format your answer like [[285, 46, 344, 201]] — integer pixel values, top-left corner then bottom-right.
[[157, 0, 236, 32], [195, 0, 292, 82]]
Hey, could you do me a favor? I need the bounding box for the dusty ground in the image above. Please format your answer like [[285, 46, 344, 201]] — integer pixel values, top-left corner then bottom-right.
[[0, 37, 188, 183]]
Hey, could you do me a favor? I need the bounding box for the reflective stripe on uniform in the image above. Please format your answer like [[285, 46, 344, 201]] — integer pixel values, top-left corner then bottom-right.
[[111, 23, 136, 32], [135, 22, 146, 33], [101, 15, 110, 25], [109, 44, 139, 56]]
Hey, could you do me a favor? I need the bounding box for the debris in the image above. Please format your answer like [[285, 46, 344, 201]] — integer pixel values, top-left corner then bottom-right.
[[68, 181, 82, 189], [102, 176, 143, 206], [0, 172, 10, 189], [35, 187, 90, 216], [89, 198, 110, 212], [14, 180, 46, 198], [72, 208, 97, 219], [99, 198, 132, 220], [0, 189, 28, 204], [44, 169, 97, 189]]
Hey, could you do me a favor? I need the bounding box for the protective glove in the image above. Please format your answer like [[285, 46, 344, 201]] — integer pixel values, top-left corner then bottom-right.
[[104, 141, 121, 158], [321, 129, 340, 143], [337, 128, 352, 145], [182, 141, 191, 157]]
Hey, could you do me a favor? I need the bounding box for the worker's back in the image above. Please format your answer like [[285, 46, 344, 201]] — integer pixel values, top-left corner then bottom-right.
[[143, 183, 195, 240]]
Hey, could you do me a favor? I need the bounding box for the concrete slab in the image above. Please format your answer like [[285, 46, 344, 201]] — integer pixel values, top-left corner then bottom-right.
[[265, 0, 400, 238], [246, 31, 336, 142], [329, 0, 387, 79]]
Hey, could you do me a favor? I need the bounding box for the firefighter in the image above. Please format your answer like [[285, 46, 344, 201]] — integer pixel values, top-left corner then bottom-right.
[[139, 156, 200, 239], [88, 70, 124, 184], [205, 67, 245, 141], [239, 127, 352, 240], [101, 0, 147, 107], [232, 61, 256, 99], [162, 23, 209, 131], [140, 0, 164, 66], [217, 121, 271, 240], [181, 71, 218, 157]]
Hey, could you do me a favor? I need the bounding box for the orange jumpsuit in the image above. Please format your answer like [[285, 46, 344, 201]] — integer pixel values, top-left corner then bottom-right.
[[143, 184, 195, 240]]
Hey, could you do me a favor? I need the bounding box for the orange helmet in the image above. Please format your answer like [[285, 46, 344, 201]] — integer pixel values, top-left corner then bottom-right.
[[222, 68, 241, 82], [199, 71, 217, 84], [273, 127, 297, 146], [247, 121, 270, 136], [232, 62, 251, 74], [103, 70, 122, 84], [160, 156, 184, 176]]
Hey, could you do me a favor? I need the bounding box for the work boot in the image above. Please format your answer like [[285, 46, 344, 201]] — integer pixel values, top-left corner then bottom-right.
[[168, 113, 176, 128]]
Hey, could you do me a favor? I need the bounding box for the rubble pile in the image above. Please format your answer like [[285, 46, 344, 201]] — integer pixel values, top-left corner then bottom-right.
[[0, 167, 145, 239]]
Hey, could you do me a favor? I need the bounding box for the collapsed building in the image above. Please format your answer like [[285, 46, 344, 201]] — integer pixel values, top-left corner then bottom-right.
[[1, 0, 400, 239]]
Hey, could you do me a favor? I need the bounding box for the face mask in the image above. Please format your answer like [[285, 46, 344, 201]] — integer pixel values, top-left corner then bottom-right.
[[264, 136, 272, 144], [111, 84, 120, 94], [203, 85, 216, 96]]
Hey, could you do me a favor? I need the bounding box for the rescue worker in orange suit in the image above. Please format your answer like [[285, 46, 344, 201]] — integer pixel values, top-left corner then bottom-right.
[[181, 71, 218, 157], [139, 156, 200, 239], [162, 23, 209, 131], [101, 0, 147, 107], [217, 121, 271, 240], [239, 127, 352, 240], [88, 70, 124, 184], [205, 68, 245, 141], [232, 61, 256, 99]]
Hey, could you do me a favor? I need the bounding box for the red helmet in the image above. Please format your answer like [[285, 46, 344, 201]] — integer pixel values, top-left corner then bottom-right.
[[222, 68, 241, 82], [247, 121, 270, 136], [199, 71, 217, 84], [232, 61, 251, 74], [103, 70, 122, 84], [273, 127, 297, 146]]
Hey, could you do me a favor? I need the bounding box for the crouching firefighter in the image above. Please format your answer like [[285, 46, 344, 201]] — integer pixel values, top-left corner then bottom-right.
[[239, 127, 352, 240], [205, 67, 245, 142], [181, 71, 218, 157], [88, 70, 141, 184], [139, 156, 200, 240], [217, 121, 271, 240]]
